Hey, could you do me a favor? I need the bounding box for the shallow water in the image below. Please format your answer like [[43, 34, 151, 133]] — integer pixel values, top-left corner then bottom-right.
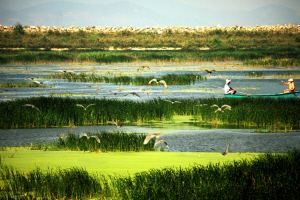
[[0, 64, 299, 101], [1, 64, 300, 153], [1, 125, 300, 153]]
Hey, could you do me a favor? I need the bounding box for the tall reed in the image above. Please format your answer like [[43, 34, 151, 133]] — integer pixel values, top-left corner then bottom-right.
[[114, 150, 300, 200], [48, 132, 155, 152], [1, 97, 300, 130], [48, 72, 206, 85]]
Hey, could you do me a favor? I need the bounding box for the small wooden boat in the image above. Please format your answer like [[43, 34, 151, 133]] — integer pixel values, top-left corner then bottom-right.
[[224, 91, 299, 99]]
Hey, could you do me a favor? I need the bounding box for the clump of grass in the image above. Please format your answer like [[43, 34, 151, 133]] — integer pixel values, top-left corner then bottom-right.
[[48, 72, 206, 85], [0, 166, 106, 199], [48, 132, 154, 152], [0, 82, 46, 88], [1, 97, 300, 130]]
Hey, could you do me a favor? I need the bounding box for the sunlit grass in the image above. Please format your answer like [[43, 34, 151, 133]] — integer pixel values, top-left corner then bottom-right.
[[1, 150, 299, 199]]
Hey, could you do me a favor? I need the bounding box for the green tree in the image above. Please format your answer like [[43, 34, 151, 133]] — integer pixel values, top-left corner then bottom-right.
[[13, 23, 25, 35]]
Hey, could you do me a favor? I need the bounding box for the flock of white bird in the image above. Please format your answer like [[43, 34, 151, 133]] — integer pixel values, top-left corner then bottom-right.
[[23, 67, 232, 153]]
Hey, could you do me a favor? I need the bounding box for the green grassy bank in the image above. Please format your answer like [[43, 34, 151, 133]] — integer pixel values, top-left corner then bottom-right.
[[0, 48, 299, 66], [1, 150, 299, 199]]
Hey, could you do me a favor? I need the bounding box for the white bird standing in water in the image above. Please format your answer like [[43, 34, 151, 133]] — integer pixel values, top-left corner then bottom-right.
[[124, 92, 141, 98], [211, 104, 232, 113]]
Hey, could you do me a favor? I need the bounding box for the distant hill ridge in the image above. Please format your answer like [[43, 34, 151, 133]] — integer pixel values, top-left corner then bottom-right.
[[0, 1, 299, 26]]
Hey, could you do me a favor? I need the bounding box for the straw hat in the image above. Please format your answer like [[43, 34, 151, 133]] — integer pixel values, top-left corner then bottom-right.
[[288, 78, 294, 82], [226, 79, 231, 84]]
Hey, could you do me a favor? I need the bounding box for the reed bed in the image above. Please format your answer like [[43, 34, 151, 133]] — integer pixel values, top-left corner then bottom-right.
[[0, 47, 299, 66], [47, 132, 154, 152], [114, 150, 300, 200], [1, 151, 299, 199], [48, 72, 206, 85], [0, 82, 46, 88], [1, 97, 300, 130]]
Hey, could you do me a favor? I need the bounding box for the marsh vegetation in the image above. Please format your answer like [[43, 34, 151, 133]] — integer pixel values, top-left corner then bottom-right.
[[1, 151, 299, 199], [38, 132, 155, 152], [1, 97, 300, 130], [49, 72, 206, 85]]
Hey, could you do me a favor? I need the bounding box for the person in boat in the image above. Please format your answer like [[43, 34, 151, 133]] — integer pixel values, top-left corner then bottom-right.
[[224, 79, 236, 95], [281, 78, 295, 93]]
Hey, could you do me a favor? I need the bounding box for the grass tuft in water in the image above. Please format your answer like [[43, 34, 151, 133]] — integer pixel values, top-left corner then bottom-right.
[[48, 72, 206, 85], [44, 132, 155, 152]]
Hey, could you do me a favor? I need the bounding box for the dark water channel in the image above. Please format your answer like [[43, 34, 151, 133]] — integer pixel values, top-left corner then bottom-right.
[[1, 126, 299, 153]]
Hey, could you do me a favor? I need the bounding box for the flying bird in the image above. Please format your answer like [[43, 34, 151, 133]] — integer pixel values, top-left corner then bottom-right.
[[210, 104, 232, 113], [32, 80, 43, 85], [204, 69, 216, 74], [222, 144, 230, 156], [143, 133, 160, 144], [90, 135, 101, 144], [154, 140, 169, 151], [22, 104, 41, 113], [79, 133, 89, 139], [163, 99, 182, 104], [76, 103, 96, 111], [158, 80, 167, 88], [148, 78, 158, 85]]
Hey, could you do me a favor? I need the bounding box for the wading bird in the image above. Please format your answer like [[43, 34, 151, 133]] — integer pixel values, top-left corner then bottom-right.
[[22, 104, 41, 113], [204, 69, 216, 74], [210, 104, 232, 113], [222, 144, 230, 156], [75, 103, 96, 111], [58, 70, 75, 73], [124, 92, 141, 98], [163, 99, 182, 104]]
